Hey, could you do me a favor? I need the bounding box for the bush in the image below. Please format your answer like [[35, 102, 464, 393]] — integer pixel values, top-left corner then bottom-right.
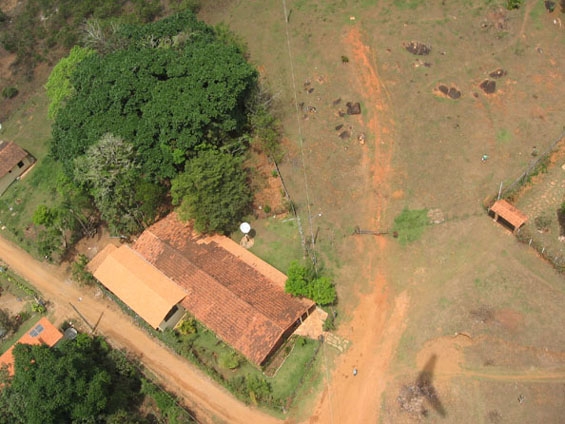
[[218, 351, 241, 370], [534, 215, 552, 232], [285, 261, 336, 305], [71, 254, 97, 286], [2, 86, 18, 99], [506, 0, 523, 9]]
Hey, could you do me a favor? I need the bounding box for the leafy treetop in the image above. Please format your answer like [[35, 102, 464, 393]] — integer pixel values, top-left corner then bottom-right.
[[51, 10, 257, 182]]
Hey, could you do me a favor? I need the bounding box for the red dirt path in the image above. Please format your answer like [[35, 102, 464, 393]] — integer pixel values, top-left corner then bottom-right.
[[307, 26, 406, 424]]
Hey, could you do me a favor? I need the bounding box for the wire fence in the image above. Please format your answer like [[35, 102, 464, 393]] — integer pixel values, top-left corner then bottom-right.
[[496, 130, 565, 203], [487, 129, 565, 274]]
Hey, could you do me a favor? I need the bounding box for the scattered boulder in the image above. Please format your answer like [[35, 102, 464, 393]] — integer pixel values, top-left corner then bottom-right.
[[403, 41, 431, 56], [480, 79, 496, 94], [489, 68, 507, 78], [346, 102, 361, 115], [335, 124, 344, 131], [436, 85, 461, 99], [447, 87, 461, 99]]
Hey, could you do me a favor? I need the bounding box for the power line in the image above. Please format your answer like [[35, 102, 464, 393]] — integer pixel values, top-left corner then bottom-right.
[[280, 2, 332, 424]]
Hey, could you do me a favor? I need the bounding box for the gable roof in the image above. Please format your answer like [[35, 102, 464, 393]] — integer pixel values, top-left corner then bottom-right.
[[0, 317, 63, 376], [0, 141, 29, 178], [490, 199, 528, 229], [88, 244, 187, 329], [133, 213, 314, 365]]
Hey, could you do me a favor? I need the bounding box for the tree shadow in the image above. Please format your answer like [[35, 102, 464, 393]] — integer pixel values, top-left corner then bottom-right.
[[417, 354, 447, 418]]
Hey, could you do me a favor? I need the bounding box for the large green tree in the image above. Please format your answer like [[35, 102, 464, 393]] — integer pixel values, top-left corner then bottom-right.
[[44, 45, 95, 119], [51, 10, 257, 182], [73, 133, 162, 235], [171, 150, 252, 234], [0, 334, 142, 424]]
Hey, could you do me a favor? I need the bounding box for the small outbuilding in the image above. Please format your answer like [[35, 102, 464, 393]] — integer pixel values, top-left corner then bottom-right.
[[0, 141, 35, 196], [88, 244, 187, 331], [0, 317, 63, 376], [489, 199, 528, 233]]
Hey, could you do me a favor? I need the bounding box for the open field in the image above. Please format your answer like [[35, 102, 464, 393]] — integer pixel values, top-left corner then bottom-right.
[[201, 0, 565, 422]]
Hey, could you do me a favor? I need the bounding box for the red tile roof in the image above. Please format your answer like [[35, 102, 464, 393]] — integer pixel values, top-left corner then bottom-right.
[[133, 213, 314, 365], [490, 199, 528, 230], [0, 141, 29, 178], [0, 317, 63, 376]]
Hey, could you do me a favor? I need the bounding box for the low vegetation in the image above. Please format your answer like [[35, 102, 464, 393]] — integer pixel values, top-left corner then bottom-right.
[[392, 208, 429, 245], [284, 261, 337, 305]]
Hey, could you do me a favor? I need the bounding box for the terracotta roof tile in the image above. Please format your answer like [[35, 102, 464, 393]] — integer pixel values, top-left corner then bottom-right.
[[134, 213, 314, 365], [490, 199, 528, 229], [0, 141, 29, 178], [0, 317, 63, 376]]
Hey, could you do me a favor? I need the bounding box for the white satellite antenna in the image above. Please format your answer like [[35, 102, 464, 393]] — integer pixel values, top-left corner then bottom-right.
[[239, 222, 251, 235]]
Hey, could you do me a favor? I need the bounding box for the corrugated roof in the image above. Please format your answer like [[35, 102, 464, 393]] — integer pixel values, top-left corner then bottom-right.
[[0, 317, 63, 376], [88, 244, 187, 329], [0, 141, 29, 178], [133, 213, 314, 365], [490, 199, 528, 229]]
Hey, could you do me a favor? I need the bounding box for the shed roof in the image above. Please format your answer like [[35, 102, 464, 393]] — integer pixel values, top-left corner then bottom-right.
[[133, 213, 314, 365], [490, 199, 528, 229], [0, 141, 29, 178], [0, 317, 63, 376], [88, 244, 187, 329]]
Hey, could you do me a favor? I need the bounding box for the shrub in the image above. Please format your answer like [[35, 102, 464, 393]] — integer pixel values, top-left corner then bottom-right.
[[506, 0, 523, 9], [218, 351, 241, 370], [71, 254, 97, 286], [285, 261, 336, 305], [2, 86, 18, 99], [534, 215, 552, 232]]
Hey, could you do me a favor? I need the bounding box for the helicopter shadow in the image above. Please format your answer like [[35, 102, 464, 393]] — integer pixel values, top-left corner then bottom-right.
[[417, 354, 447, 418]]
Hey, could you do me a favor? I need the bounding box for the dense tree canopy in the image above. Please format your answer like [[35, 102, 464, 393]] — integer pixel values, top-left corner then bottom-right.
[[51, 11, 257, 182], [45, 10, 278, 238], [171, 150, 252, 234], [0, 334, 142, 424], [45, 46, 95, 119]]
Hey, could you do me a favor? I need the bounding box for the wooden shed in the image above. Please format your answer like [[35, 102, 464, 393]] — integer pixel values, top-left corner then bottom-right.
[[489, 199, 528, 233], [0, 141, 35, 195]]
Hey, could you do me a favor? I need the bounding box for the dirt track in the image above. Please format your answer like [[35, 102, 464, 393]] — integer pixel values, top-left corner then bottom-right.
[[307, 26, 405, 424], [0, 235, 278, 424]]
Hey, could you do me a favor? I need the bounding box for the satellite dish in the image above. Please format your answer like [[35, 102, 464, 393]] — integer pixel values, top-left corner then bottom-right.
[[239, 222, 251, 235]]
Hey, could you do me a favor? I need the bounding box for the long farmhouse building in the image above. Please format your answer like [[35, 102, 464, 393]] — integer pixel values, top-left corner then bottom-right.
[[89, 213, 315, 366]]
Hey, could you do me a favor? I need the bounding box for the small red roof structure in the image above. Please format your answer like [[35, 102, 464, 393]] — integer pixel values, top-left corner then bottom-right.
[[489, 199, 528, 233], [0, 317, 63, 376], [0, 141, 29, 178]]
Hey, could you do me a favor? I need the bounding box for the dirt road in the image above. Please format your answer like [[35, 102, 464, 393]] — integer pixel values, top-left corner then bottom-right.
[[307, 26, 405, 424], [0, 235, 278, 424]]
